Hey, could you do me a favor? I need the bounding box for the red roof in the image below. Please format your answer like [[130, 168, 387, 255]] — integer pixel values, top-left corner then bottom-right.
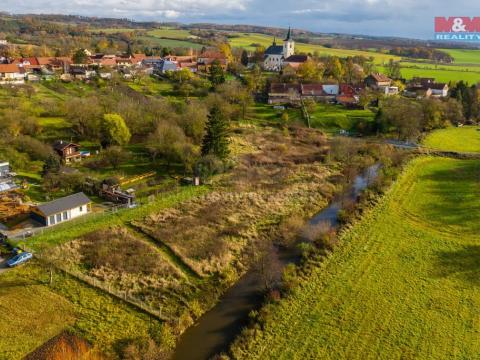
[[270, 83, 301, 94], [368, 73, 391, 83], [0, 64, 21, 73], [300, 84, 326, 96]]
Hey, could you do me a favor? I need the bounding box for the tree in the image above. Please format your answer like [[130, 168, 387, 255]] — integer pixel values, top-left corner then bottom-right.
[[241, 50, 249, 66], [385, 59, 402, 80], [201, 105, 230, 159], [325, 57, 344, 82], [147, 123, 186, 166], [209, 60, 225, 87], [101, 113, 131, 147], [72, 48, 88, 64], [42, 153, 61, 176], [297, 60, 323, 81], [102, 146, 129, 169]]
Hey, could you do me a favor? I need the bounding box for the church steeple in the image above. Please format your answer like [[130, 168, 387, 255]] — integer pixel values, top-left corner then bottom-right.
[[284, 27, 292, 41]]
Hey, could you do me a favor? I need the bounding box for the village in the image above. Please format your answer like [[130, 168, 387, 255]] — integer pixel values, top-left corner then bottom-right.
[[0, 14, 479, 360], [0, 27, 462, 267]]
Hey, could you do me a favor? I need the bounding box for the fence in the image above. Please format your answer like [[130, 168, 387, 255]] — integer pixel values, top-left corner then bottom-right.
[[37, 256, 173, 322]]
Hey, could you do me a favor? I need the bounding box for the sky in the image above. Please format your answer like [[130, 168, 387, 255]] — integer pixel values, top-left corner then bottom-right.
[[2, 0, 480, 39]]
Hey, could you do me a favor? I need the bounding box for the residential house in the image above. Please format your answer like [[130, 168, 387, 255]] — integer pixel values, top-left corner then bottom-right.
[[0, 64, 25, 84], [430, 83, 449, 97], [364, 73, 392, 89], [154, 60, 179, 74], [37, 57, 72, 72], [283, 54, 308, 70], [0, 40, 8, 46], [197, 50, 227, 72], [268, 83, 301, 104], [53, 140, 81, 163], [31, 192, 92, 227]]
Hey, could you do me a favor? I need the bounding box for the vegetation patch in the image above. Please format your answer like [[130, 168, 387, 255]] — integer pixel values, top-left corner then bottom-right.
[[230, 157, 480, 359], [423, 126, 480, 153]]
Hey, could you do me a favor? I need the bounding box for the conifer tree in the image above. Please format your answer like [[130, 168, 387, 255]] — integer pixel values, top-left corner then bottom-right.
[[201, 105, 230, 159]]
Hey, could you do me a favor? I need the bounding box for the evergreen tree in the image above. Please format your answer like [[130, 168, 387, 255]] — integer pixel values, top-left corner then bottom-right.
[[201, 105, 230, 159], [209, 60, 226, 86], [42, 154, 61, 176], [241, 50, 249, 66]]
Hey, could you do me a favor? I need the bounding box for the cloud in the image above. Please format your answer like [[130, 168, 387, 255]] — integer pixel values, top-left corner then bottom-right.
[[2, 0, 480, 38]]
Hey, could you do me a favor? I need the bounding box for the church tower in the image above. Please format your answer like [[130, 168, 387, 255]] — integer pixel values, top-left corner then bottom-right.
[[283, 27, 294, 58]]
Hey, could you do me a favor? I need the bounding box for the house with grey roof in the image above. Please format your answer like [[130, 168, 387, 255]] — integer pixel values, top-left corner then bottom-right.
[[263, 27, 295, 71], [31, 192, 92, 227]]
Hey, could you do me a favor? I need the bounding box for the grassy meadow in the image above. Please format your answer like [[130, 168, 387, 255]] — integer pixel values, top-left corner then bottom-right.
[[232, 156, 480, 359], [228, 33, 400, 64], [423, 126, 480, 153], [147, 28, 197, 40], [440, 48, 480, 65]]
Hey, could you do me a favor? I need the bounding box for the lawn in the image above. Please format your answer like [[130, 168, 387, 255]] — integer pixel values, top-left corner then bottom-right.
[[423, 126, 480, 153], [232, 156, 480, 359], [228, 33, 400, 64], [308, 104, 374, 133], [138, 36, 203, 49], [0, 268, 76, 359]]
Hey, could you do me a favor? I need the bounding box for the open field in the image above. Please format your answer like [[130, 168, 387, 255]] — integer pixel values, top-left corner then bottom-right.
[[138, 36, 203, 49], [394, 66, 480, 83], [147, 28, 197, 40], [0, 269, 76, 359], [88, 28, 145, 34], [440, 48, 480, 65], [228, 33, 400, 64], [232, 156, 480, 359], [423, 126, 480, 153]]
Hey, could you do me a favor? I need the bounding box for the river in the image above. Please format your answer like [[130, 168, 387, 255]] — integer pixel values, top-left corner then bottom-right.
[[172, 164, 381, 360]]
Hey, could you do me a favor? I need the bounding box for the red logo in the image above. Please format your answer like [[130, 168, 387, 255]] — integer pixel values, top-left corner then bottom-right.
[[435, 17, 480, 32]]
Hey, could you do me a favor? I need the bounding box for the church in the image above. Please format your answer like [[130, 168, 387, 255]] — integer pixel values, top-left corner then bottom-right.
[[263, 27, 295, 71]]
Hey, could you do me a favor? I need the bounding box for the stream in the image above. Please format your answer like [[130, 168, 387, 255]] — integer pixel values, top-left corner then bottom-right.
[[172, 164, 381, 360]]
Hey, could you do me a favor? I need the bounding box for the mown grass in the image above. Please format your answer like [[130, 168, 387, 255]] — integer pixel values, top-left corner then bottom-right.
[[232, 156, 480, 359], [138, 36, 203, 49], [393, 66, 480, 83], [423, 126, 480, 153], [228, 33, 400, 64], [0, 268, 76, 359], [308, 104, 374, 133]]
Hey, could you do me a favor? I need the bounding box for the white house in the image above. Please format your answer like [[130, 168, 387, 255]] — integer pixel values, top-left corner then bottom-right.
[[0, 64, 25, 84], [31, 192, 92, 227], [430, 83, 449, 97], [263, 27, 295, 71]]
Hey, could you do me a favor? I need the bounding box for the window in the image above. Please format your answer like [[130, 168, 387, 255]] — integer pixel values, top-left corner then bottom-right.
[[49, 215, 55, 225], [63, 211, 68, 220], [56, 213, 62, 223], [79, 206, 83, 212]]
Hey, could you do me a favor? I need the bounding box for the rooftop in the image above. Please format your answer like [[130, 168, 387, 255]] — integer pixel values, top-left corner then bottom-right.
[[36, 192, 91, 217]]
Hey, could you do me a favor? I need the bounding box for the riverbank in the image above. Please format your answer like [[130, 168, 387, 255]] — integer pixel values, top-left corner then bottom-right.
[[228, 156, 480, 359]]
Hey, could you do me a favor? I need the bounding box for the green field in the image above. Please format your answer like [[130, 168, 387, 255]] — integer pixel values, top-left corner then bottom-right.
[[394, 66, 480, 83], [0, 269, 76, 359], [232, 156, 480, 359], [441, 48, 480, 65], [228, 33, 400, 64], [138, 36, 203, 49], [147, 28, 197, 40], [308, 104, 374, 133], [88, 28, 144, 34], [423, 126, 480, 153]]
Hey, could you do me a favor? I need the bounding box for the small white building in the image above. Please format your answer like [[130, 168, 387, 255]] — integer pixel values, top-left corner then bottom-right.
[[31, 192, 92, 227], [0, 64, 25, 84]]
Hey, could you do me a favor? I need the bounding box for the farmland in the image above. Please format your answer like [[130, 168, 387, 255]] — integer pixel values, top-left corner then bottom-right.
[[231, 156, 480, 359], [423, 126, 480, 153], [228, 33, 400, 64]]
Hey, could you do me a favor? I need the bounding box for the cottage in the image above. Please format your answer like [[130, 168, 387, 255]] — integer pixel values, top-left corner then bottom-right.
[[283, 54, 308, 70], [0, 64, 25, 84], [31, 192, 92, 227], [268, 83, 301, 104], [364, 73, 392, 89], [430, 83, 449, 97], [53, 140, 81, 163]]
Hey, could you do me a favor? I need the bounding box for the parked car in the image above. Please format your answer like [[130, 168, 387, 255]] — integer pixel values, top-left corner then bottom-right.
[[7, 252, 32, 267]]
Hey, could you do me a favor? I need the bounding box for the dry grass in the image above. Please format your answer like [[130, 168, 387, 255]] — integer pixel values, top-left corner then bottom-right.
[[137, 126, 336, 277]]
